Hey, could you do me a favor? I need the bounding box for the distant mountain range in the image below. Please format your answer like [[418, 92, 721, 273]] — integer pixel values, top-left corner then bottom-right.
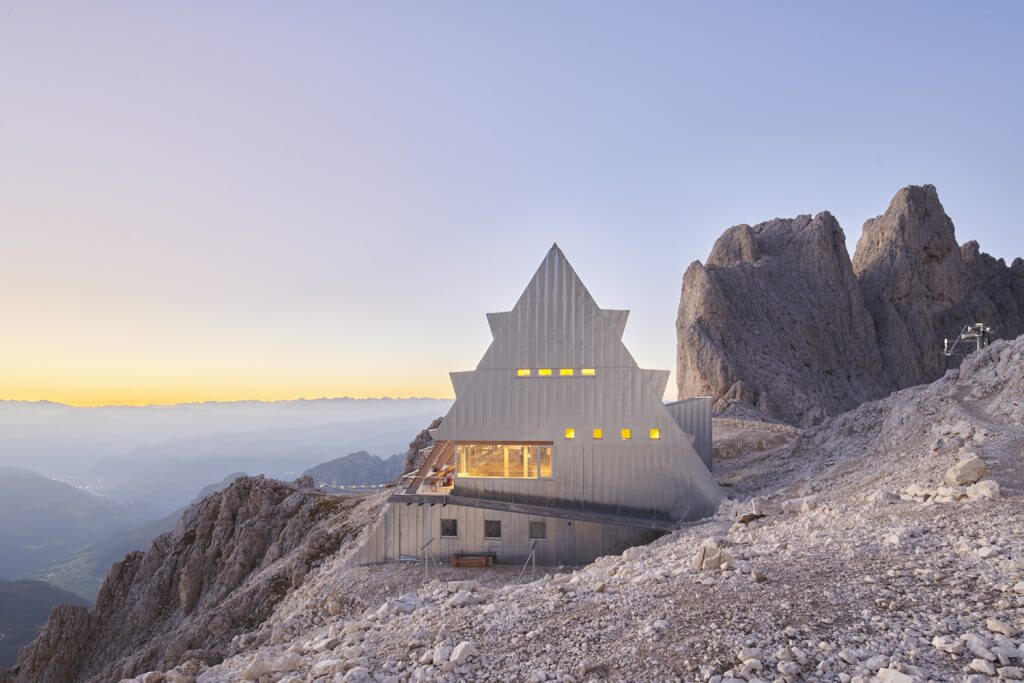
[[0, 397, 450, 517], [303, 451, 404, 487], [0, 579, 88, 668]]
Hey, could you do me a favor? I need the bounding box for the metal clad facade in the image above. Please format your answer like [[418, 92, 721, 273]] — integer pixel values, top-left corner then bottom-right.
[[435, 245, 721, 519], [355, 246, 722, 567]]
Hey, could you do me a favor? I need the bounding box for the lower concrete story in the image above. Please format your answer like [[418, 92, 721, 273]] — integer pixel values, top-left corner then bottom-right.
[[354, 498, 665, 566]]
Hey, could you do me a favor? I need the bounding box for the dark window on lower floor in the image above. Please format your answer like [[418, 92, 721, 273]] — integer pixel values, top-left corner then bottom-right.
[[484, 519, 501, 539], [528, 520, 547, 540], [440, 518, 458, 538]]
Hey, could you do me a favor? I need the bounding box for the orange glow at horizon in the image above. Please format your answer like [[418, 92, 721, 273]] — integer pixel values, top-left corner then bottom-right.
[[1, 381, 455, 407], [0, 350, 456, 407], [0, 317, 464, 407]]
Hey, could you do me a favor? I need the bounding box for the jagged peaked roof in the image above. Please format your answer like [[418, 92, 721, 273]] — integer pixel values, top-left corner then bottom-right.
[[436, 243, 684, 438], [470, 244, 638, 373], [433, 244, 721, 512]]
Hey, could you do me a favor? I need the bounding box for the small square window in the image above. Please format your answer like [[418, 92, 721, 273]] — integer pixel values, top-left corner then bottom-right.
[[592, 427, 603, 440], [649, 428, 661, 440], [538, 368, 552, 376], [516, 369, 531, 377], [565, 427, 575, 439], [559, 368, 574, 376], [581, 368, 596, 376], [529, 521, 547, 540], [440, 518, 458, 538], [484, 520, 501, 539], [621, 428, 631, 440]]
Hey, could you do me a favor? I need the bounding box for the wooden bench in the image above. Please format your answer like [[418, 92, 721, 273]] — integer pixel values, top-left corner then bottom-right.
[[450, 553, 495, 568]]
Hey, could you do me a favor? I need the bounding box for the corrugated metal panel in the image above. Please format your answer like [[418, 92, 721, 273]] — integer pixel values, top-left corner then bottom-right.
[[357, 246, 723, 566], [664, 396, 713, 471], [434, 251, 719, 508]]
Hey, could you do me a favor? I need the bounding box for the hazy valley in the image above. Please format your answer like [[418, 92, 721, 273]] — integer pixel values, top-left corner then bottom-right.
[[0, 398, 448, 668]]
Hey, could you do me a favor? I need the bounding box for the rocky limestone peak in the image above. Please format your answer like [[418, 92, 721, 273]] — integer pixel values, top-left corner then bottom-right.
[[677, 211, 883, 427], [706, 223, 759, 268], [853, 184, 967, 387], [677, 184, 1024, 426], [12, 475, 372, 683]]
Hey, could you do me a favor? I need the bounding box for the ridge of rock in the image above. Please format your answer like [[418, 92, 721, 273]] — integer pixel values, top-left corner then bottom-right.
[[12, 476, 377, 683]]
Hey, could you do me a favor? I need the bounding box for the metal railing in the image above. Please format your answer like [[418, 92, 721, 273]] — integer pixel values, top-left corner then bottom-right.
[[517, 540, 538, 582], [420, 537, 436, 582]]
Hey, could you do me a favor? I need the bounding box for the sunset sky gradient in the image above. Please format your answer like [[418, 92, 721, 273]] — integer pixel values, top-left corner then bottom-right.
[[2, 2, 1022, 406]]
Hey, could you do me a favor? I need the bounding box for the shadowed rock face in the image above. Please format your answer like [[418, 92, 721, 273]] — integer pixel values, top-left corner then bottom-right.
[[13, 476, 364, 683], [853, 184, 969, 387], [677, 212, 885, 426], [677, 184, 1024, 426]]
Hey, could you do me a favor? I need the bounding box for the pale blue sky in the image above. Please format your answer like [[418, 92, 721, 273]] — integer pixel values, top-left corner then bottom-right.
[[1, 2, 1021, 403]]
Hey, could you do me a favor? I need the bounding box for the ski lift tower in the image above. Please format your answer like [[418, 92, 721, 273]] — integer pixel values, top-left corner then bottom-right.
[[943, 322, 993, 358]]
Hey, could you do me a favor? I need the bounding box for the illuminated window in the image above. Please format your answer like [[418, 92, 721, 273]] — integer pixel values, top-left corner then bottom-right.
[[564, 427, 575, 439], [559, 368, 574, 376], [592, 427, 603, 440], [581, 368, 596, 376], [457, 443, 553, 479], [538, 368, 552, 376], [649, 428, 661, 440], [516, 369, 531, 377], [621, 428, 631, 440]]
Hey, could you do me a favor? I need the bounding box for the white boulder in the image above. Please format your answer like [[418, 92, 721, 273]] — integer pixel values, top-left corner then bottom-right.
[[450, 641, 477, 664], [966, 479, 1000, 500], [945, 455, 988, 485]]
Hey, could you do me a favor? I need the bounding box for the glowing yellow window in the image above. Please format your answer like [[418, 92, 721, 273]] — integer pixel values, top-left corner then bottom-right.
[[581, 368, 596, 376], [620, 428, 631, 440], [649, 428, 661, 440], [559, 368, 574, 376], [592, 428, 603, 440], [565, 427, 575, 439], [538, 368, 552, 376], [516, 369, 531, 377]]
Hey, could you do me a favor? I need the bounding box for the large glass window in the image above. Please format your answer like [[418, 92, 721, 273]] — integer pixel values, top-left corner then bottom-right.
[[457, 443, 553, 479]]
